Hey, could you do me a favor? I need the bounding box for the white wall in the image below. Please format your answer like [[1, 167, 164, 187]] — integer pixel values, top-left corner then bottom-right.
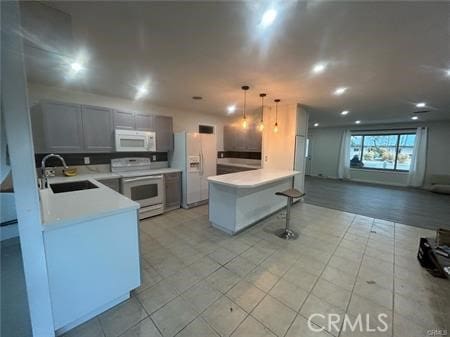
[[308, 121, 450, 186], [262, 104, 298, 170], [27, 83, 228, 151]]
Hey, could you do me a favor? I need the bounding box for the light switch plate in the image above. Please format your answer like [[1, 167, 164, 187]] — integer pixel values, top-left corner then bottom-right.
[[152, 155, 156, 161], [84, 157, 90, 165]]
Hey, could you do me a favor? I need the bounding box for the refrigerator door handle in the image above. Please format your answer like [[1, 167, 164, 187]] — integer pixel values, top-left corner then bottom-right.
[[200, 152, 204, 175]]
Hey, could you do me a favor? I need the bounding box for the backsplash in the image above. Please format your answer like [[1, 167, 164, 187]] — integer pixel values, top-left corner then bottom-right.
[[217, 151, 261, 160], [35, 152, 168, 167]]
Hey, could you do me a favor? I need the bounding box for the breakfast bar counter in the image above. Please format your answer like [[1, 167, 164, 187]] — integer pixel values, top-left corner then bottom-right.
[[208, 169, 299, 234]]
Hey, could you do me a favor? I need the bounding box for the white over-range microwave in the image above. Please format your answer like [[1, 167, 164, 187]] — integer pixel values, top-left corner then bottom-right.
[[115, 129, 156, 152]]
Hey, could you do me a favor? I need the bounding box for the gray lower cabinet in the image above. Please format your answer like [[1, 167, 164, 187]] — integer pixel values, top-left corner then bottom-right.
[[216, 164, 257, 175], [82, 105, 114, 152], [114, 110, 135, 130], [135, 114, 154, 131], [164, 172, 181, 211], [32, 101, 84, 153], [97, 178, 120, 192], [155, 116, 173, 152]]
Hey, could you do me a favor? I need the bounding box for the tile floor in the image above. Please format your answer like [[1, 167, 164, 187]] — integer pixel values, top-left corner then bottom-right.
[[62, 202, 450, 337], [11, 201, 450, 337]]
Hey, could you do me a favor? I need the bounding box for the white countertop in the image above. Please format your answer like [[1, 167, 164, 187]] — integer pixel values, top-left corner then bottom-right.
[[48, 172, 121, 184], [208, 169, 299, 188], [40, 178, 139, 230]]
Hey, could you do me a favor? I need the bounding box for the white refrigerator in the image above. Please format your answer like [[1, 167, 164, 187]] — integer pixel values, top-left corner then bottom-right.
[[170, 131, 217, 208]]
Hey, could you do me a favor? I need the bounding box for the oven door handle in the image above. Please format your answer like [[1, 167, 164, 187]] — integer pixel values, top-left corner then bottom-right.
[[123, 175, 163, 183]]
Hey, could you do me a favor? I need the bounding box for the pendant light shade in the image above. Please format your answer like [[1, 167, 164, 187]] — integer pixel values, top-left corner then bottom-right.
[[258, 93, 266, 132], [273, 99, 280, 133], [241, 85, 250, 129]]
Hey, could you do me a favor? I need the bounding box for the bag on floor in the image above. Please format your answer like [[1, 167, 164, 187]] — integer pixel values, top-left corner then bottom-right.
[[417, 238, 448, 279]]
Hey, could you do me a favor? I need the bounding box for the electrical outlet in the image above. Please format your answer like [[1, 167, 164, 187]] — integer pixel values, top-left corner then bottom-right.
[[152, 155, 156, 161], [220, 153, 224, 158], [84, 157, 90, 165]]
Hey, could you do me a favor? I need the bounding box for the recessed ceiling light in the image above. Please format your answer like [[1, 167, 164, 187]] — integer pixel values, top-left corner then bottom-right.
[[227, 105, 236, 114], [70, 62, 84, 73], [340, 110, 349, 115], [411, 116, 419, 120], [333, 87, 348, 96], [261, 9, 277, 27], [355, 120, 361, 124], [135, 83, 149, 100], [312, 62, 327, 74], [416, 102, 426, 108], [313, 123, 319, 127], [192, 96, 203, 100], [446, 69, 450, 76]]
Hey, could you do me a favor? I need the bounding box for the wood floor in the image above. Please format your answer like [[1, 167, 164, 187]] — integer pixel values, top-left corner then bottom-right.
[[304, 176, 450, 230]]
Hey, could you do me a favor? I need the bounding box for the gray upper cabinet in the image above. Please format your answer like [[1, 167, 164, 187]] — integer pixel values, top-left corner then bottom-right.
[[155, 116, 173, 152], [114, 110, 135, 130], [82, 105, 113, 152], [34, 101, 84, 153], [31, 100, 174, 154], [135, 114, 154, 131], [223, 126, 234, 151]]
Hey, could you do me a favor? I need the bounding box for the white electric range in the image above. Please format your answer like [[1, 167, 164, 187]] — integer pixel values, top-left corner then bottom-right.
[[111, 158, 164, 219]]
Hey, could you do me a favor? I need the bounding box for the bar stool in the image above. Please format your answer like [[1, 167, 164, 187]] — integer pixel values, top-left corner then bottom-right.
[[274, 188, 305, 240]]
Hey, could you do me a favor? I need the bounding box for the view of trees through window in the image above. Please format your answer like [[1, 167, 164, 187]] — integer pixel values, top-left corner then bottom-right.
[[350, 133, 416, 171]]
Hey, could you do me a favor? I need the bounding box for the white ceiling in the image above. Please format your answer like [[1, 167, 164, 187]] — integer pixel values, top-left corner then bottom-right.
[[23, 1, 450, 127]]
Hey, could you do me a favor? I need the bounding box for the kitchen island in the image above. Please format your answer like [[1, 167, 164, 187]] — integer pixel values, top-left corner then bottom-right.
[[208, 169, 300, 234], [40, 178, 140, 335]]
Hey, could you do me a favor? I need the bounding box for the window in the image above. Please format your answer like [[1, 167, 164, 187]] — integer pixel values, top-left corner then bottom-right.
[[350, 133, 416, 171], [198, 124, 215, 134]]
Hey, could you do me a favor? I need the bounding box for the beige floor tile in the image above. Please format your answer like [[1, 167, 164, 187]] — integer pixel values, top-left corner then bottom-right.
[[231, 316, 276, 337], [175, 317, 219, 337], [206, 267, 241, 293], [227, 280, 265, 313], [252, 295, 297, 337], [120, 317, 162, 337], [394, 293, 445, 328], [347, 294, 393, 329], [299, 295, 345, 337], [283, 265, 318, 291], [286, 315, 334, 337], [202, 296, 247, 337], [167, 268, 201, 294], [151, 297, 198, 337], [321, 266, 356, 291], [393, 314, 430, 337], [245, 266, 280, 292], [99, 297, 148, 337], [189, 257, 221, 279], [353, 281, 393, 310], [182, 281, 222, 313], [135, 264, 163, 294], [293, 256, 327, 276], [63, 318, 104, 337], [269, 278, 309, 312], [357, 265, 393, 292], [137, 282, 178, 314], [312, 278, 352, 311], [208, 247, 238, 265], [225, 256, 257, 277], [240, 246, 275, 265], [327, 255, 360, 277]]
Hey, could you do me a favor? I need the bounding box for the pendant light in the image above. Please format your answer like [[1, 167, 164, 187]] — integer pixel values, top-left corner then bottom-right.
[[273, 99, 280, 133], [241, 85, 250, 129], [258, 93, 266, 132]]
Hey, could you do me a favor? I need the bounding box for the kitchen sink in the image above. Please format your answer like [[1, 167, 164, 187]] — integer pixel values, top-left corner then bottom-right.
[[50, 180, 99, 194]]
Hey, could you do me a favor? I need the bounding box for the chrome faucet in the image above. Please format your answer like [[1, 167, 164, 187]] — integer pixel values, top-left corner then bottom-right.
[[40, 154, 68, 189]]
